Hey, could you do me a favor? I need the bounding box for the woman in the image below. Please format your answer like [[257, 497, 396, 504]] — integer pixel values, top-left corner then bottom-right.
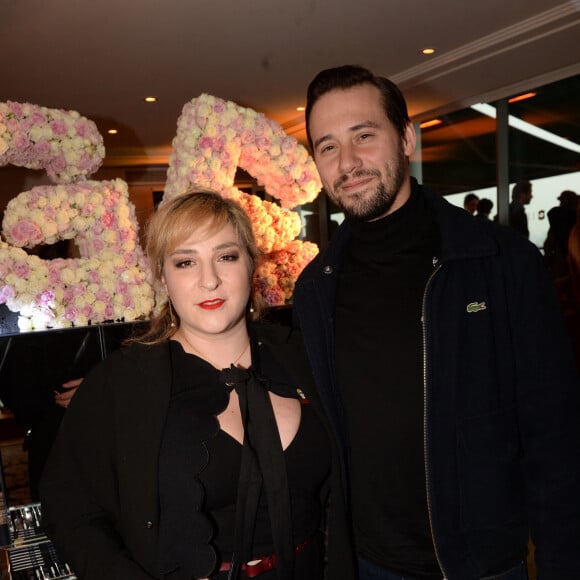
[[40, 189, 354, 580]]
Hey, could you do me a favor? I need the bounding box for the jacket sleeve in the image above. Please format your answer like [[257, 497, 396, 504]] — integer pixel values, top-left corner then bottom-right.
[[510, 243, 580, 579], [39, 353, 157, 580]]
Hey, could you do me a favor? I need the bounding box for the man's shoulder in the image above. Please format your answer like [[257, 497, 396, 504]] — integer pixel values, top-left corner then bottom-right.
[[297, 223, 351, 283], [424, 189, 538, 264]]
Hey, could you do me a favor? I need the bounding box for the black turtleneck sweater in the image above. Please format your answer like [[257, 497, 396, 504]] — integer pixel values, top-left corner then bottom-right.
[[335, 186, 442, 578]]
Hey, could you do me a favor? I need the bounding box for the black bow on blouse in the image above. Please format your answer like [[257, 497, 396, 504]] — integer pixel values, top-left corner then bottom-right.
[[219, 364, 294, 580]]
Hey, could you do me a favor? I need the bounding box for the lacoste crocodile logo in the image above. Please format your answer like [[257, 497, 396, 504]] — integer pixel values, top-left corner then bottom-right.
[[466, 301, 487, 313]]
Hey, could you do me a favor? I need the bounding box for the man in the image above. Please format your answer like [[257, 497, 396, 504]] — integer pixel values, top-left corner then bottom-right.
[[293, 65, 580, 580], [475, 198, 493, 220], [463, 193, 479, 215], [544, 190, 579, 279], [508, 180, 533, 238]]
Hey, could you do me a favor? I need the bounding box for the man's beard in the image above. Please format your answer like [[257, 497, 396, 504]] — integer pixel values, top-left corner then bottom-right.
[[330, 142, 407, 222]]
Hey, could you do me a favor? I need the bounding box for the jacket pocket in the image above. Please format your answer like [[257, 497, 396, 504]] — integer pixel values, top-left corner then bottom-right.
[[456, 406, 525, 531]]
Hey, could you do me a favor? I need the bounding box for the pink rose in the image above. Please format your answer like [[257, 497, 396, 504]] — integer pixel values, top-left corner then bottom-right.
[[50, 119, 67, 137], [30, 111, 46, 125], [7, 101, 23, 116], [48, 268, 62, 284], [91, 238, 105, 252], [102, 212, 116, 228], [0, 285, 16, 304], [33, 141, 51, 157], [199, 136, 213, 149], [10, 220, 43, 246], [13, 262, 31, 278], [65, 306, 78, 321], [39, 290, 55, 306], [74, 119, 91, 138], [96, 289, 109, 301], [12, 132, 31, 152], [6, 118, 19, 132]]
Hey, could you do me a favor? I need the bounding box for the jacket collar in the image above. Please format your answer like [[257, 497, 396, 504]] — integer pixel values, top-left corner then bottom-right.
[[311, 178, 498, 275], [419, 180, 498, 263]]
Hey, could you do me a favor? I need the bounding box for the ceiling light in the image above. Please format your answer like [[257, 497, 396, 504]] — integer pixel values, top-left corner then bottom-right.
[[507, 92, 536, 104], [422, 48, 435, 55], [107, 129, 118, 135], [470, 103, 580, 154], [419, 119, 442, 129], [296, 106, 305, 112], [144, 96, 157, 103]]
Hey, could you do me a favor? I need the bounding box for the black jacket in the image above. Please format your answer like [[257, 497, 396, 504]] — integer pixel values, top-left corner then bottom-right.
[[39, 323, 354, 580], [293, 180, 580, 579]]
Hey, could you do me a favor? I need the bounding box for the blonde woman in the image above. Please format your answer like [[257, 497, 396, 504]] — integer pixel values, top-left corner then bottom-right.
[[40, 189, 354, 580]]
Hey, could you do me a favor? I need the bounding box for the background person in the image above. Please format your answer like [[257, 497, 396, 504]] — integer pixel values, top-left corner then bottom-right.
[[40, 189, 354, 580], [293, 64, 580, 580], [508, 180, 533, 238], [544, 190, 579, 279], [463, 192, 479, 214], [475, 198, 493, 220]]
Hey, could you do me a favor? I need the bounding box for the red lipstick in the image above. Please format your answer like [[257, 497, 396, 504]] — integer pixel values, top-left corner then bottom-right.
[[199, 299, 225, 310]]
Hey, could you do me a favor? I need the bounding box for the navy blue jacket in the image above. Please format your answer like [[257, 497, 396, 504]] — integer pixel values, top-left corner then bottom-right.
[[293, 180, 580, 579]]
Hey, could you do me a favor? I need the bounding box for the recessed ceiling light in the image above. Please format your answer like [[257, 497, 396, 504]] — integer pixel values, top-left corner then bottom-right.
[[422, 48, 435, 55], [107, 129, 118, 135], [419, 119, 442, 129], [507, 92, 536, 104], [144, 96, 157, 103]]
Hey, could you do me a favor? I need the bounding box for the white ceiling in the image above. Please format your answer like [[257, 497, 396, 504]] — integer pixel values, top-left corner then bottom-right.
[[1, 0, 579, 167]]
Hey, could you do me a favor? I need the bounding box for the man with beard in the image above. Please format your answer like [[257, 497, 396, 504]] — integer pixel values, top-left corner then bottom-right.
[[293, 65, 580, 580]]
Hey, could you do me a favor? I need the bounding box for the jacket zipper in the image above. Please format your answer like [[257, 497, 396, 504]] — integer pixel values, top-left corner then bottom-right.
[[421, 260, 448, 579]]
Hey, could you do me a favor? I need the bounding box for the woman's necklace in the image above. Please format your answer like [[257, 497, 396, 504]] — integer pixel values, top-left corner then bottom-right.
[[179, 333, 250, 370]]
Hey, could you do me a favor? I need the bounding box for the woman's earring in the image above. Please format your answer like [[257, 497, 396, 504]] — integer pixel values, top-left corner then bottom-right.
[[168, 300, 176, 328], [249, 303, 255, 314]]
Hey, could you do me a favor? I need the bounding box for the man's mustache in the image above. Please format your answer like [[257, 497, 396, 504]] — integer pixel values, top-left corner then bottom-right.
[[334, 169, 381, 190]]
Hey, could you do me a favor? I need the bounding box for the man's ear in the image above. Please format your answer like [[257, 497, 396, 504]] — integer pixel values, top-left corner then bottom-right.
[[403, 122, 417, 157]]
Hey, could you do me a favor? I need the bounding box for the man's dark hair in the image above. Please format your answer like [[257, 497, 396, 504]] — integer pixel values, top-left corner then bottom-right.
[[464, 193, 479, 207], [511, 180, 532, 202], [477, 198, 493, 215], [305, 65, 410, 150]]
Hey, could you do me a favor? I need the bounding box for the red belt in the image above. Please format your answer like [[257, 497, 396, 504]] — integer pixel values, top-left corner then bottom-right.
[[219, 535, 314, 578]]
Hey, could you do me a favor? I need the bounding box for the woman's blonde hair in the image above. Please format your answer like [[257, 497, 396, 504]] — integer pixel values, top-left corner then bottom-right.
[[134, 187, 262, 344]]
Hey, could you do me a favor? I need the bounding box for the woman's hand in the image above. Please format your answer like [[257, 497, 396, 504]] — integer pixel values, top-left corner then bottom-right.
[[54, 378, 83, 408]]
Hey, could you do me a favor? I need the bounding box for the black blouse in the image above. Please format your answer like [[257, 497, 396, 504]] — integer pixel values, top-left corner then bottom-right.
[[157, 336, 330, 579], [199, 396, 330, 559]]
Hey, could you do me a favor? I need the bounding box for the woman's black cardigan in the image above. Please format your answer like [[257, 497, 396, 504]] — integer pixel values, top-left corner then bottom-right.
[[39, 322, 355, 580]]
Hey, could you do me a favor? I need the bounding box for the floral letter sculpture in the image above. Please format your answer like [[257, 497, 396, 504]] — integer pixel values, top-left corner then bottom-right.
[[0, 102, 154, 330], [165, 94, 321, 306], [0, 94, 322, 329]]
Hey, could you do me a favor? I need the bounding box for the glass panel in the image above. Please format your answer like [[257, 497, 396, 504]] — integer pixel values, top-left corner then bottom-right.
[[507, 75, 580, 249], [417, 105, 500, 224]]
